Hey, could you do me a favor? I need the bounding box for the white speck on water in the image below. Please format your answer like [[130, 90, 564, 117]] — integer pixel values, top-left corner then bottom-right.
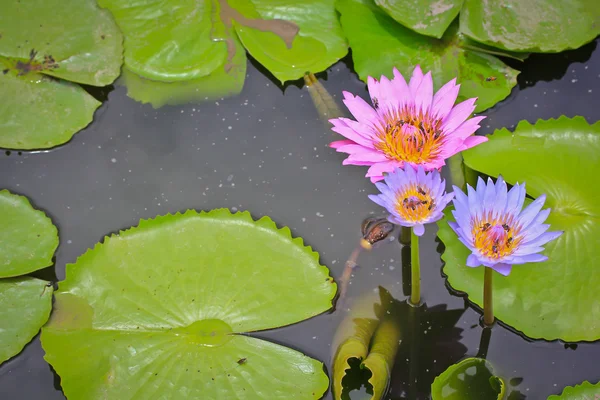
[[67, 240, 72, 244], [227, 174, 234, 182], [589, 89, 593, 93], [533, 104, 538, 108], [571, 79, 578, 83], [228, 126, 232, 130], [302, 166, 308, 170], [111, 158, 117, 163], [316, 212, 324, 217], [302, 217, 306, 222], [389, 265, 395, 271]]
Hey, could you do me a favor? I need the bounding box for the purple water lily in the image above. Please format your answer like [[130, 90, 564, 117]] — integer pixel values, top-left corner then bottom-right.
[[449, 176, 563, 276], [368, 165, 454, 236]]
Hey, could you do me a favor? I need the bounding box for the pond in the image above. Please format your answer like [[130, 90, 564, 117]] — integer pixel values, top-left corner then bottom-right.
[[0, 11, 599, 400]]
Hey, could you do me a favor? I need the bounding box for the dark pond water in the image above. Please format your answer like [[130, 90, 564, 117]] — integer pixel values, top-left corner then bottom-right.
[[1, 38, 599, 399]]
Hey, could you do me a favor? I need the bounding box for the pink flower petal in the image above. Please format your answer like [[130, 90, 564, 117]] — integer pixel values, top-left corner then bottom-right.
[[377, 74, 399, 116], [329, 139, 355, 149], [408, 65, 424, 99], [330, 118, 375, 148], [365, 161, 400, 182], [414, 71, 433, 115], [460, 135, 488, 151], [392, 67, 411, 109], [441, 98, 477, 133], [342, 146, 389, 163], [367, 76, 381, 107], [343, 92, 379, 126], [449, 116, 486, 140], [432, 79, 460, 119]]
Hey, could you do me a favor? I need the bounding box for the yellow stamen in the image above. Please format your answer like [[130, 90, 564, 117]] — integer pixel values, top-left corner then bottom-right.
[[374, 107, 444, 163], [472, 214, 521, 259], [394, 184, 434, 222]]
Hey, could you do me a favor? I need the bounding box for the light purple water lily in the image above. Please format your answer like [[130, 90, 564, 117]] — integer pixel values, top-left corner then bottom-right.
[[449, 176, 563, 276], [330, 65, 487, 182], [368, 165, 454, 236]]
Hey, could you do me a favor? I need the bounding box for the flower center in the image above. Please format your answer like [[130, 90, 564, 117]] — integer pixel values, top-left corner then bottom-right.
[[472, 217, 521, 259], [374, 107, 444, 164], [395, 185, 434, 222]]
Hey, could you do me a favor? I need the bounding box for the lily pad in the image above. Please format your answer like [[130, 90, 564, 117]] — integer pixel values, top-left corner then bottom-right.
[[336, 0, 519, 113], [375, 0, 463, 39], [0, 0, 122, 149], [460, 0, 600, 52], [41, 209, 335, 399], [439, 116, 600, 341], [332, 287, 401, 400], [548, 380, 600, 399], [0, 70, 101, 150], [0, 277, 54, 365], [0, 190, 59, 278], [431, 357, 505, 400], [99, 0, 347, 105]]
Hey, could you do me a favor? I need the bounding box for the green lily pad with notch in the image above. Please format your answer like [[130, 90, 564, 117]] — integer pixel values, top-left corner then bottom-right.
[[0, 0, 122, 149], [41, 209, 336, 399], [0, 190, 59, 278], [547, 380, 600, 399], [439, 116, 600, 341], [431, 357, 505, 400], [374, 0, 463, 39], [460, 0, 600, 53], [332, 287, 401, 400], [99, 0, 347, 105], [0, 277, 54, 365], [336, 0, 519, 113]]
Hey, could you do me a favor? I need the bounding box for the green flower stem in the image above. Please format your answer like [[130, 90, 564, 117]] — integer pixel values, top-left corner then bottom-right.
[[400, 226, 411, 245], [410, 228, 420, 306], [484, 267, 494, 326]]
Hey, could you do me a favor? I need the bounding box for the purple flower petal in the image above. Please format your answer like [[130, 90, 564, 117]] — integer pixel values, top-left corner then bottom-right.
[[490, 263, 512, 276], [413, 224, 425, 236]]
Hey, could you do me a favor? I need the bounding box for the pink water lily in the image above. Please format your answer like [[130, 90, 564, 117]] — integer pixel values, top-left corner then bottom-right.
[[330, 66, 487, 182]]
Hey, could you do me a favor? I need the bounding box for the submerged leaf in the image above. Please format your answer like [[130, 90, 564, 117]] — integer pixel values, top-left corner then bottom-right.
[[0, 190, 59, 277], [42, 209, 335, 399], [336, 0, 518, 113], [431, 357, 505, 400], [332, 287, 401, 400], [439, 116, 600, 341], [304, 72, 345, 123], [375, 0, 463, 39], [0, 0, 121, 149], [460, 0, 600, 52], [0, 277, 53, 365], [547, 380, 600, 399]]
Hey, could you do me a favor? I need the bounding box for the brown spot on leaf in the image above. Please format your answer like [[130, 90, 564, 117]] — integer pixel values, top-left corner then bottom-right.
[[14, 48, 59, 76], [214, 0, 300, 72], [101, 34, 105, 40]]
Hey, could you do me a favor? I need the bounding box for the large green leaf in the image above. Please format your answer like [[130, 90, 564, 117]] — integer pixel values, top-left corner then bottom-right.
[[0, 190, 59, 278], [332, 287, 401, 400], [335, 0, 518, 113], [99, 0, 347, 104], [460, 0, 600, 52], [547, 380, 600, 399], [0, 277, 53, 365], [439, 116, 600, 341], [375, 0, 463, 39], [431, 357, 505, 400], [0, 0, 121, 149], [41, 209, 335, 399]]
